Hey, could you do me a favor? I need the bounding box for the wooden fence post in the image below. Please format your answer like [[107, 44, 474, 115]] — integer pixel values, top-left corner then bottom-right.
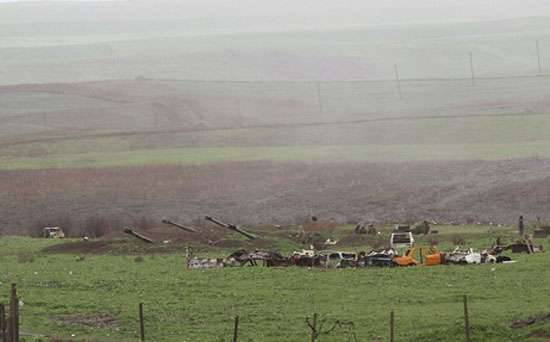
[[311, 313, 318, 342], [232, 315, 239, 342], [463, 295, 470, 342], [0, 304, 5, 342], [10, 284, 18, 342], [5, 316, 10, 342], [390, 310, 395, 342], [139, 303, 145, 342]]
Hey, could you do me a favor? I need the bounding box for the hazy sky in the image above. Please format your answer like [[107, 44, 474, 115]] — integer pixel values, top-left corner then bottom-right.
[[1, 0, 549, 26]]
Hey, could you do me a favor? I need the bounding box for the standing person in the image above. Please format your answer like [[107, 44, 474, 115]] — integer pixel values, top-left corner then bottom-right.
[[518, 215, 525, 237]]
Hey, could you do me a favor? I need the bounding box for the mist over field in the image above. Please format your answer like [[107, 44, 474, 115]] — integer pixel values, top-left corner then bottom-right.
[[1, 1, 550, 83], [1, 0, 550, 230]]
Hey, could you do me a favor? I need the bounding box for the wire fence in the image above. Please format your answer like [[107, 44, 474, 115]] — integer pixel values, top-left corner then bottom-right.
[[0, 284, 484, 342]]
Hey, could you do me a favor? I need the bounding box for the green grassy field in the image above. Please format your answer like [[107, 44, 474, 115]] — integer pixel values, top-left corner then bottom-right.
[[1, 225, 550, 341], [2, 142, 550, 170]]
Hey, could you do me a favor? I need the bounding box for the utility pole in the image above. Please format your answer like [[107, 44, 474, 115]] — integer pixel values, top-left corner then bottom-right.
[[537, 40, 543, 75], [394, 64, 403, 100], [469, 51, 475, 86]]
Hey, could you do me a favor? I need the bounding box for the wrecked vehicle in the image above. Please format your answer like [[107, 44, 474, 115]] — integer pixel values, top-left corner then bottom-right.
[[390, 232, 414, 250], [481, 242, 514, 263], [248, 250, 289, 267], [224, 249, 254, 266], [479, 253, 512, 263], [290, 249, 322, 267], [357, 249, 395, 267], [507, 238, 543, 254], [222, 249, 288, 267], [393, 246, 443, 267], [43, 227, 65, 239], [188, 250, 289, 269], [319, 251, 357, 268], [446, 247, 482, 264]]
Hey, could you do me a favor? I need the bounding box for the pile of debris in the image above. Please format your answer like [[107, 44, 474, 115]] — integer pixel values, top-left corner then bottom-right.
[[185, 224, 543, 269], [186, 240, 523, 270], [187, 249, 289, 269]]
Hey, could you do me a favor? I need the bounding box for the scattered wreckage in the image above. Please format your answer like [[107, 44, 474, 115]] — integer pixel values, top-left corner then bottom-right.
[[187, 243, 520, 270], [103, 216, 540, 271], [506, 237, 543, 254], [188, 249, 289, 269], [319, 251, 357, 268], [393, 246, 444, 266], [186, 230, 531, 270], [357, 249, 395, 267], [446, 248, 481, 265]]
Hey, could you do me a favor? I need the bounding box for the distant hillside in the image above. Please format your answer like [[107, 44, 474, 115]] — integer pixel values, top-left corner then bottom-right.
[[2, 76, 550, 167], [0, 16, 549, 85]]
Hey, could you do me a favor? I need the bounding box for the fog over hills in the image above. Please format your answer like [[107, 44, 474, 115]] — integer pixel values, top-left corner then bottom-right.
[[0, 10, 549, 85]]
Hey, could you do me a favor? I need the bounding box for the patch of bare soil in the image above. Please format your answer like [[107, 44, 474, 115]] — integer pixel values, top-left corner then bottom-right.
[[43, 240, 117, 254], [511, 313, 550, 329], [57, 313, 117, 329], [529, 330, 550, 340]]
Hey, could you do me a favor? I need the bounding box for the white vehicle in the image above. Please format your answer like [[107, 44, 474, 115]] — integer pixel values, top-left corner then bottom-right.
[[319, 251, 357, 268], [43, 227, 65, 239], [447, 247, 482, 264], [390, 232, 414, 250]]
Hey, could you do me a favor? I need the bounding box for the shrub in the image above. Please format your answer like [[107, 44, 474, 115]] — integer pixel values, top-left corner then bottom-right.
[[134, 256, 145, 263]]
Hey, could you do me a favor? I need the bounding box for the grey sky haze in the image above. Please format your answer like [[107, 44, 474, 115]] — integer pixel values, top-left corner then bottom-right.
[[0, 0, 549, 27]]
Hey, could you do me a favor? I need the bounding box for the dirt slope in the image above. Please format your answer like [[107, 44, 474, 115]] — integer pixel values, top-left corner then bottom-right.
[[1, 159, 549, 234]]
